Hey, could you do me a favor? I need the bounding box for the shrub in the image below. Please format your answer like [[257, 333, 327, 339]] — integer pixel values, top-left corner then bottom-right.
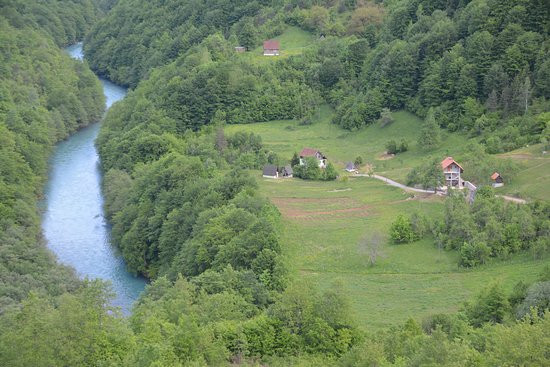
[[390, 215, 415, 244]]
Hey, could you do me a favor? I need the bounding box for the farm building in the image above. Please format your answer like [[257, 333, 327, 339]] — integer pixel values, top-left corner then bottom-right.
[[234, 46, 246, 53], [441, 157, 464, 189], [263, 40, 280, 56], [345, 162, 358, 173], [263, 164, 279, 178], [262, 164, 293, 179], [491, 172, 504, 187], [281, 165, 293, 178], [299, 148, 327, 168]]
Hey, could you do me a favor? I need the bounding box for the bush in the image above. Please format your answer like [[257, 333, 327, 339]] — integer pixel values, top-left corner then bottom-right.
[[390, 215, 415, 244], [460, 241, 491, 267], [385, 140, 398, 154], [323, 163, 338, 181]]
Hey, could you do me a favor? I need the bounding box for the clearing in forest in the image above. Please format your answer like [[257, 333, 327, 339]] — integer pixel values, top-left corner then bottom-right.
[[257, 175, 549, 330]]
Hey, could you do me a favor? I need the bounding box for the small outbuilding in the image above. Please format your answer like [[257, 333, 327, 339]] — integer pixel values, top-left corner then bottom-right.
[[235, 46, 246, 53], [262, 164, 279, 179], [491, 172, 504, 187], [345, 162, 358, 173], [281, 165, 293, 178], [262, 165, 293, 179], [263, 40, 280, 56]]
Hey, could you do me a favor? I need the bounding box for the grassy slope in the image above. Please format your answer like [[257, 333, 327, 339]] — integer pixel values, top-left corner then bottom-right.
[[256, 175, 547, 330], [228, 26, 549, 329], [240, 26, 317, 64], [226, 106, 472, 182], [227, 109, 549, 330], [496, 144, 550, 201]]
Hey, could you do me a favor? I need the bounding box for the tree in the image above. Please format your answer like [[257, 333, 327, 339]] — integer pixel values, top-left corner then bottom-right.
[[466, 283, 510, 326], [421, 158, 445, 192], [323, 163, 338, 181], [385, 140, 398, 154], [290, 152, 300, 167], [294, 156, 322, 180], [516, 281, 550, 318], [354, 156, 364, 167], [358, 232, 385, 266], [379, 108, 394, 127], [390, 215, 415, 244], [418, 108, 440, 150]]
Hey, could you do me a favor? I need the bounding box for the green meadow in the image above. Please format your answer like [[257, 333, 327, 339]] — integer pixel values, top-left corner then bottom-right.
[[226, 106, 473, 182], [256, 175, 548, 330], [240, 26, 317, 63], [496, 144, 550, 201], [227, 108, 550, 330]]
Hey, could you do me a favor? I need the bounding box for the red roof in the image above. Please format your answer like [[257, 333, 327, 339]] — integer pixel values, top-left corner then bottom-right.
[[491, 172, 500, 180], [263, 40, 280, 50], [300, 148, 322, 157], [441, 157, 463, 171]]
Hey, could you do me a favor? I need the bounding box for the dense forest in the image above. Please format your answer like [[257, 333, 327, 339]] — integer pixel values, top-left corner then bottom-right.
[[1, 0, 549, 366], [0, 0, 106, 312]]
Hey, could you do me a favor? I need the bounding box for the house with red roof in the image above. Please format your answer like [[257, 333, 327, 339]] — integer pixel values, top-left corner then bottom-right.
[[441, 157, 464, 189], [299, 148, 327, 168], [263, 40, 280, 56]]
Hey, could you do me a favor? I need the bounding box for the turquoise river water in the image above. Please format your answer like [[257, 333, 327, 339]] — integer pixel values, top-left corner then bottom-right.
[[41, 43, 146, 314]]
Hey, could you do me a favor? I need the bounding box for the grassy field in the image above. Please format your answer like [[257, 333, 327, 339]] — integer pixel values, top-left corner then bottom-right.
[[240, 26, 317, 64], [226, 106, 473, 182], [495, 144, 550, 201], [256, 175, 549, 330]]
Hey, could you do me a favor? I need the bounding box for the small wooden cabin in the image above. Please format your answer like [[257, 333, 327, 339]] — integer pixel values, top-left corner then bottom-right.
[[263, 40, 280, 56], [235, 46, 246, 53]]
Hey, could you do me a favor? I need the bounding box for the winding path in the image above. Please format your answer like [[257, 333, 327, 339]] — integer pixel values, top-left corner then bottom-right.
[[354, 174, 527, 204]]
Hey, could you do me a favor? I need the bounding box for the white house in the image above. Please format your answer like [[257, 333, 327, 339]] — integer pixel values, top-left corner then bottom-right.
[[441, 157, 464, 189], [299, 148, 327, 168]]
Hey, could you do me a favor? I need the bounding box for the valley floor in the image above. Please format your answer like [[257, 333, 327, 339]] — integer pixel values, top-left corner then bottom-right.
[[257, 176, 548, 330]]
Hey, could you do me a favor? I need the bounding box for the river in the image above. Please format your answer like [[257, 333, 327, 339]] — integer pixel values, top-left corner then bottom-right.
[[41, 43, 146, 314]]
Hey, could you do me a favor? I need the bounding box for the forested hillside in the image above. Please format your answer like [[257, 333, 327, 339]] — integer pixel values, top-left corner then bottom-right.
[[0, 0, 105, 312], [86, 0, 550, 152]]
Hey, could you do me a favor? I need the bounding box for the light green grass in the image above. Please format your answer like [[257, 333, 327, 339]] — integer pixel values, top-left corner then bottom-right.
[[240, 26, 316, 64], [226, 106, 473, 182], [495, 144, 550, 201], [228, 107, 549, 329], [256, 175, 549, 330]]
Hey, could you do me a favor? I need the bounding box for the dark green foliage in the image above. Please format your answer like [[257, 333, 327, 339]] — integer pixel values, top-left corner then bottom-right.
[[417, 108, 441, 150], [323, 162, 338, 181], [84, 0, 286, 87], [466, 283, 510, 326], [406, 158, 445, 191], [434, 192, 549, 267], [294, 156, 322, 180], [516, 281, 550, 318], [385, 139, 409, 155], [0, 3, 105, 310]]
